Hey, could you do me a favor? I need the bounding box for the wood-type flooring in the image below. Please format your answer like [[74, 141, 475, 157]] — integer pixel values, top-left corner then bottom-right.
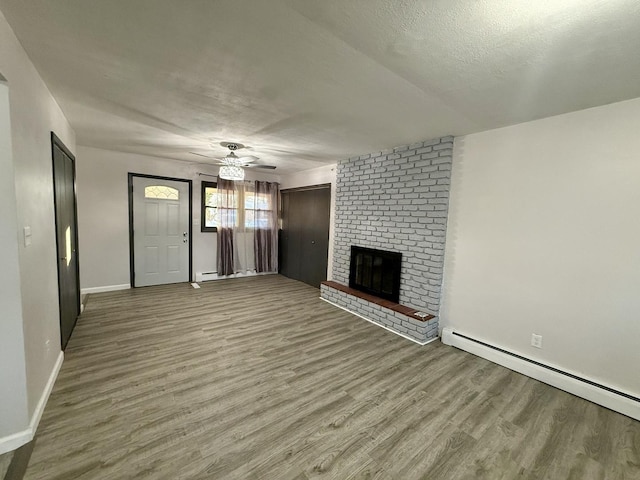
[[23, 275, 640, 479]]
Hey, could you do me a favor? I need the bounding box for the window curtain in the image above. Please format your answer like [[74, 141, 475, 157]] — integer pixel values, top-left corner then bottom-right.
[[216, 177, 237, 276], [217, 179, 279, 276], [234, 180, 256, 273], [252, 181, 279, 273]]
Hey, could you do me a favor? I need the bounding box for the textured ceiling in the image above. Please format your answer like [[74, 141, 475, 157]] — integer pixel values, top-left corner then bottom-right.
[[1, 0, 639, 173]]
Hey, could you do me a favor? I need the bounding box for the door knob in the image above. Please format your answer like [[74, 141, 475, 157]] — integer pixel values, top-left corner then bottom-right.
[[183, 232, 188, 237], [311, 240, 315, 244]]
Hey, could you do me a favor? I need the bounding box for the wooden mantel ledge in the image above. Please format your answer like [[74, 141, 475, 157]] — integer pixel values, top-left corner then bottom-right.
[[321, 281, 435, 322]]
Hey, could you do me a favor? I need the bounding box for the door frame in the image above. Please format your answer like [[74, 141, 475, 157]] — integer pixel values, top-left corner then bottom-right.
[[280, 183, 331, 194], [128, 173, 193, 287], [51, 132, 81, 349]]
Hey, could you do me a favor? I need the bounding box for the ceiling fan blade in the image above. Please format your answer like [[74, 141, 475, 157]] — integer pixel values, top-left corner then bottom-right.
[[190, 151, 216, 159], [244, 164, 277, 169], [193, 146, 273, 169], [237, 155, 260, 163]]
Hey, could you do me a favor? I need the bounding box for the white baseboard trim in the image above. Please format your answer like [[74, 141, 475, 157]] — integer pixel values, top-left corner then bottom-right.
[[0, 429, 31, 456], [29, 351, 63, 434], [441, 328, 640, 421], [0, 351, 64, 455], [320, 297, 439, 347], [81, 284, 130, 295], [195, 271, 277, 282]]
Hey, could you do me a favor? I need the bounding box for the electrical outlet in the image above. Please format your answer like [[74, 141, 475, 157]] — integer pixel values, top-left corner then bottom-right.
[[531, 334, 543, 349]]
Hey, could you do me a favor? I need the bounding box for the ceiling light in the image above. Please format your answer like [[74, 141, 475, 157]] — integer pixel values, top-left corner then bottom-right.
[[219, 165, 245, 181], [222, 151, 245, 166]]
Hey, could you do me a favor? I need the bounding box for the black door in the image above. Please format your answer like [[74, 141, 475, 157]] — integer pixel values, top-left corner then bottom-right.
[[280, 186, 331, 288], [52, 133, 80, 350]]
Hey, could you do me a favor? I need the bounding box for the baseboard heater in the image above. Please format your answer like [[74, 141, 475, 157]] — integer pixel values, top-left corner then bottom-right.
[[195, 271, 278, 282], [441, 328, 640, 421], [196, 271, 218, 282]]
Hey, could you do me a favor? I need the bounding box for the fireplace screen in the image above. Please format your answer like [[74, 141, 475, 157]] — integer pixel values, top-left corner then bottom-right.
[[349, 246, 402, 303]]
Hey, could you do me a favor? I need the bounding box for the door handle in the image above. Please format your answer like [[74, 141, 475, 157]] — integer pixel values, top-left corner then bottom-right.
[[311, 240, 315, 244], [183, 232, 188, 237]]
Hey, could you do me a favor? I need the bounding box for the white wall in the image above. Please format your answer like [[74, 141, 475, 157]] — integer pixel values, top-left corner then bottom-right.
[[0, 9, 75, 450], [280, 164, 337, 281], [76, 146, 281, 290], [0, 78, 28, 441], [279, 164, 336, 190], [442, 97, 640, 397]]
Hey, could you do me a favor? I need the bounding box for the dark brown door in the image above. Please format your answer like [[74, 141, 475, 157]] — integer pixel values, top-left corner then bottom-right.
[[280, 186, 331, 288], [52, 133, 80, 350]]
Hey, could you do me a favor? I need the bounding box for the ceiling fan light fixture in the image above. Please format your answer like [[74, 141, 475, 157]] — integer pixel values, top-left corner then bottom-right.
[[222, 152, 245, 166], [219, 165, 245, 181]]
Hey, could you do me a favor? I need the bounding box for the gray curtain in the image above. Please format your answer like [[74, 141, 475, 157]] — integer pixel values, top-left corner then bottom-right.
[[253, 181, 279, 273], [216, 177, 236, 276]]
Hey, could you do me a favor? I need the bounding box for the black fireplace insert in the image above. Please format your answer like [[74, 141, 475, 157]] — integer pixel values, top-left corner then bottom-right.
[[349, 246, 402, 303]]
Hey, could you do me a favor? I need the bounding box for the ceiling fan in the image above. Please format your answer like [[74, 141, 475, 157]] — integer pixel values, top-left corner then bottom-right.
[[190, 142, 276, 180]]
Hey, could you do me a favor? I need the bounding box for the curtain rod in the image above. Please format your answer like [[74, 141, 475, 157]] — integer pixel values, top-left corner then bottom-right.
[[197, 173, 279, 185]]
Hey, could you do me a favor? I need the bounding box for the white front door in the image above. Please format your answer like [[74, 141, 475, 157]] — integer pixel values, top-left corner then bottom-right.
[[132, 176, 190, 287]]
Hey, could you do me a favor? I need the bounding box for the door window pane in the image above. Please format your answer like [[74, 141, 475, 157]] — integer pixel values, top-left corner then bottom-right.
[[144, 185, 179, 200]]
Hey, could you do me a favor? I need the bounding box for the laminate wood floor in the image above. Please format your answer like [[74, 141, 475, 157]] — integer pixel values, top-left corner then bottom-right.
[[24, 275, 640, 480], [1, 451, 13, 478]]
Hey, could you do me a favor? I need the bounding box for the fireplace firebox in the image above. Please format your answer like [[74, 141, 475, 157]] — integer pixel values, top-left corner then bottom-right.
[[349, 246, 402, 303]]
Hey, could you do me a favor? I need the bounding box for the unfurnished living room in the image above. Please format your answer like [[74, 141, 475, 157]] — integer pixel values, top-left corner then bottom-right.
[[1, 1, 639, 479]]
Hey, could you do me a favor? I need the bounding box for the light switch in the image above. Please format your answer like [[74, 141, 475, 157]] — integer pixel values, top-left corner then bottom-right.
[[23, 226, 32, 246]]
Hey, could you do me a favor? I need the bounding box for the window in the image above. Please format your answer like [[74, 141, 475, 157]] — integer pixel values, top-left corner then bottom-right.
[[201, 181, 218, 232], [229, 190, 274, 230], [244, 191, 274, 229], [203, 181, 276, 231]]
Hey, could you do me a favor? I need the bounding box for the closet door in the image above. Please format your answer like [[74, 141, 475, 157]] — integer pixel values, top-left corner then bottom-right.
[[280, 186, 331, 288], [52, 133, 80, 350]]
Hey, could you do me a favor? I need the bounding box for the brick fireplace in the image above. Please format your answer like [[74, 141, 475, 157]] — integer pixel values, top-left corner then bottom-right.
[[320, 136, 453, 343]]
